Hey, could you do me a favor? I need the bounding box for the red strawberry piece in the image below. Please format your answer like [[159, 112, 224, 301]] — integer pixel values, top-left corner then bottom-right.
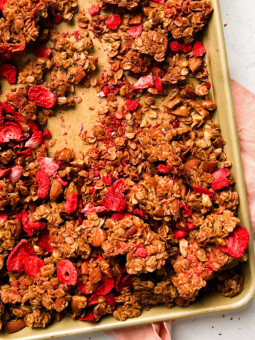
[[218, 226, 249, 258], [81, 203, 110, 215], [205, 82, 211, 89], [65, 193, 78, 214], [25, 130, 43, 148], [169, 41, 192, 53], [6, 239, 35, 273], [127, 24, 142, 38], [0, 103, 3, 124], [94, 276, 115, 296], [36, 170, 50, 198], [105, 293, 116, 307], [173, 229, 188, 239], [0, 213, 8, 221], [0, 122, 23, 143], [43, 128, 52, 139], [54, 12, 62, 24], [157, 164, 169, 174], [28, 85, 56, 108], [2, 102, 16, 114], [133, 74, 154, 90], [0, 168, 11, 177], [53, 172, 68, 186], [192, 185, 214, 197], [0, 64, 17, 84], [23, 256, 44, 278], [35, 46, 52, 59], [79, 313, 95, 322], [106, 14, 122, 30], [16, 148, 32, 157], [155, 75, 162, 92], [102, 176, 112, 186], [115, 269, 133, 292], [110, 178, 125, 193], [28, 120, 38, 133], [134, 245, 147, 258], [87, 293, 99, 306], [0, 0, 7, 10], [57, 260, 77, 285], [101, 192, 126, 212], [152, 0, 165, 3], [0, 42, 25, 60], [37, 230, 54, 253], [133, 208, 148, 220], [111, 212, 131, 221], [193, 41, 206, 57], [187, 222, 196, 230], [9, 165, 23, 185], [125, 99, 139, 112], [211, 168, 230, 191], [38, 157, 59, 176], [181, 201, 193, 216], [88, 5, 99, 16]]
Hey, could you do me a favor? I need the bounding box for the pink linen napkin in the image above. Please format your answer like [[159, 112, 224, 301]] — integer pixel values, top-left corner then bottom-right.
[[105, 80, 255, 340]]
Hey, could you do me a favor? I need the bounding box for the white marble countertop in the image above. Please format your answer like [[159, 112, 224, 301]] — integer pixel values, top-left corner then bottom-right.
[[55, 1, 255, 340]]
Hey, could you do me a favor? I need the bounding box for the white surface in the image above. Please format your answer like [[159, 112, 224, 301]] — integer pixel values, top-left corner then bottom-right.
[[54, 1, 255, 340]]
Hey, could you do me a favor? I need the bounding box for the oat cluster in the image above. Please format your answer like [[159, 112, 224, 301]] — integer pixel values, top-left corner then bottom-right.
[[0, 0, 249, 334]]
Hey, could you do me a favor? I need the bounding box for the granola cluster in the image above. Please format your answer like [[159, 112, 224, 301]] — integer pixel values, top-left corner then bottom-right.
[[0, 0, 250, 334]]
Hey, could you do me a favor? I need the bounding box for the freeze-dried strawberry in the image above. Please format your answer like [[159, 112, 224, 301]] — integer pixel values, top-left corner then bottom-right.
[[205, 82, 211, 89], [218, 226, 249, 258], [82, 203, 109, 215], [28, 85, 56, 109], [88, 5, 99, 16], [65, 182, 78, 214], [25, 130, 43, 148], [28, 120, 38, 132], [155, 75, 162, 92], [211, 168, 230, 191], [0, 122, 23, 143], [0, 103, 3, 124], [157, 164, 170, 174], [0, 42, 25, 60], [87, 293, 99, 306], [125, 99, 139, 112], [181, 201, 192, 216], [193, 185, 214, 197], [94, 276, 114, 296], [0, 213, 8, 221], [9, 165, 23, 185], [101, 192, 126, 212], [111, 212, 131, 221], [127, 24, 142, 38], [0, 168, 11, 177], [18, 210, 46, 236], [134, 245, 147, 258], [110, 178, 125, 193], [79, 313, 94, 322], [173, 229, 188, 239], [37, 230, 54, 253], [169, 41, 192, 53], [43, 128, 52, 139], [0, 0, 7, 10], [106, 14, 122, 30], [2, 102, 16, 114], [0, 64, 17, 84], [105, 293, 116, 307], [23, 256, 45, 278], [78, 282, 89, 295], [187, 222, 196, 230], [115, 269, 133, 292], [6, 240, 35, 273], [133, 74, 154, 90], [152, 0, 164, 3], [38, 157, 59, 176], [16, 148, 32, 157], [54, 12, 62, 24], [102, 176, 112, 186], [133, 209, 148, 220], [193, 41, 206, 57], [36, 170, 50, 198], [53, 172, 68, 186], [57, 260, 77, 285], [35, 46, 52, 59]]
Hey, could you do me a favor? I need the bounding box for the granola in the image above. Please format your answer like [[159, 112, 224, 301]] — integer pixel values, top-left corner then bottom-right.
[[0, 0, 249, 333]]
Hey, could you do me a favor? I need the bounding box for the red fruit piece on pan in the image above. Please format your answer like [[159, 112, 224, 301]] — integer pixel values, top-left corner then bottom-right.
[[134, 245, 147, 258], [133, 209, 148, 220], [79, 313, 95, 322], [0, 0, 7, 10], [36, 170, 50, 198], [173, 229, 188, 239], [23, 256, 45, 278], [181, 201, 193, 217], [0, 168, 11, 177], [115, 268, 133, 292], [9, 165, 23, 185], [102, 176, 112, 186], [111, 212, 131, 221], [54, 13, 62, 24], [0, 122, 23, 143], [6, 239, 35, 273], [133, 74, 154, 90], [211, 168, 230, 190], [28, 85, 56, 108], [94, 276, 115, 296], [157, 164, 169, 174], [193, 41, 206, 57], [193, 185, 214, 197], [25, 130, 43, 148], [218, 226, 249, 258], [88, 5, 99, 16], [127, 24, 142, 38], [0, 64, 17, 84], [37, 230, 54, 253], [17, 148, 32, 157], [105, 293, 116, 307], [169, 41, 192, 53], [101, 192, 126, 212], [106, 14, 122, 30], [38, 157, 59, 176], [57, 260, 77, 285], [35, 46, 52, 59], [155, 75, 162, 92], [125, 99, 139, 112]]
